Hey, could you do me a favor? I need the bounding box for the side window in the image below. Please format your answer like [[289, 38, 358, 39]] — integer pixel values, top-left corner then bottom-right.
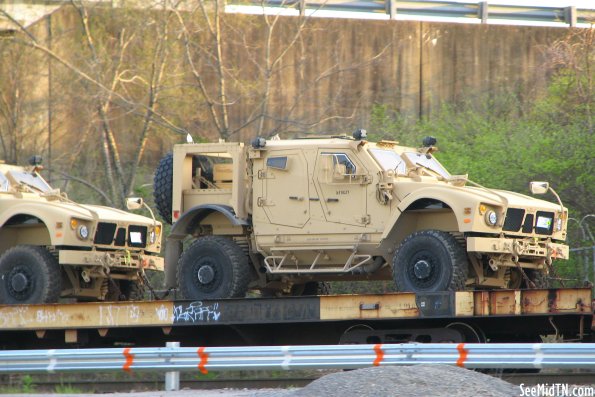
[[266, 156, 288, 170], [322, 153, 356, 176]]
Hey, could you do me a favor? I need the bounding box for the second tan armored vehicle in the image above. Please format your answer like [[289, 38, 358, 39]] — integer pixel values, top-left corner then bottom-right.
[[0, 158, 163, 304], [154, 133, 569, 299]]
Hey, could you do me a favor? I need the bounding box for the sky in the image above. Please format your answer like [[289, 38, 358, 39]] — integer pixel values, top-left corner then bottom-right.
[[226, 0, 595, 28]]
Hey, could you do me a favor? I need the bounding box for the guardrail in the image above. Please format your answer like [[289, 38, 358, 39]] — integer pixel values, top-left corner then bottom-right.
[[228, 0, 595, 27], [2, 343, 595, 374]]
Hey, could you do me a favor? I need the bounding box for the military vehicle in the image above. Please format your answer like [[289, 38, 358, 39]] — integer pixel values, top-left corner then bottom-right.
[[154, 132, 569, 299], [0, 157, 163, 304]]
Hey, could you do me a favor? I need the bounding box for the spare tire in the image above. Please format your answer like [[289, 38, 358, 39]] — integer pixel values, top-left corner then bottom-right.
[[153, 153, 173, 224]]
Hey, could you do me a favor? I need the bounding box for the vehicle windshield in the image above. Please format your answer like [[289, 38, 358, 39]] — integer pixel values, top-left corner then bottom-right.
[[3, 170, 53, 193], [369, 148, 407, 174], [403, 152, 450, 178], [0, 173, 9, 192]]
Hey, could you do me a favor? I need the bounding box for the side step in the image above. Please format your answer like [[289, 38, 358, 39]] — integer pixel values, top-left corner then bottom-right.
[[264, 246, 372, 274]]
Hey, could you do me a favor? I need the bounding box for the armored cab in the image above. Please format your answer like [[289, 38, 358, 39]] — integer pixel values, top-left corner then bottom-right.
[[154, 133, 568, 299]]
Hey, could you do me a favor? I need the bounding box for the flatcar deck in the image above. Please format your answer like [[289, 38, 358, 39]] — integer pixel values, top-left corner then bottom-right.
[[1, 288, 592, 349]]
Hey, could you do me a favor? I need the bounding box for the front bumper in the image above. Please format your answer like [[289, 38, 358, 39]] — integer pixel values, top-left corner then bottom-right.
[[59, 249, 164, 271], [466, 236, 569, 260]]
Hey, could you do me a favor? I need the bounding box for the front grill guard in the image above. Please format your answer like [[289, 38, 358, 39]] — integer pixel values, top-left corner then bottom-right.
[[93, 223, 148, 249], [502, 208, 556, 236]]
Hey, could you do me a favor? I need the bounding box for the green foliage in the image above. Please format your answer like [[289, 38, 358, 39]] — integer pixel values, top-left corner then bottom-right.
[[54, 384, 83, 394], [21, 375, 36, 393], [369, 35, 594, 285]]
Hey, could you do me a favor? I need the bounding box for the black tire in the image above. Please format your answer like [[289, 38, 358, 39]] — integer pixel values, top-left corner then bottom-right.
[[393, 230, 468, 292], [509, 268, 549, 289], [177, 236, 250, 300], [526, 269, 548, 289], [107, 279, 145, 301], [292, 281, 332, 296], [153, 152, 173, 224], [0, 245, 61, 304]]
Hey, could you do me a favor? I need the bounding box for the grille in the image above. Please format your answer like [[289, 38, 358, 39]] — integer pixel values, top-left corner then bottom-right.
[[114, 228, 126, 246], [535, 211, 555, 235], [94, 223, 117, 245], [128, 225, 147, 248], [502, 208, 525, 232], [522, 214, 534, 233]]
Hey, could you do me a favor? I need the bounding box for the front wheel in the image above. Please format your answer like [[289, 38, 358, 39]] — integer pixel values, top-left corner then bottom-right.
[[0, 245, 62, 304], [177, 236, 250, 300], [393, 230, 468, 293]]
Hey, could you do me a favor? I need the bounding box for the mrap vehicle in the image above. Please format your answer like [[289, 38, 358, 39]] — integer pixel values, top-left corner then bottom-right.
[[153, 133, 569, 300], [0, 158, 164, 304]]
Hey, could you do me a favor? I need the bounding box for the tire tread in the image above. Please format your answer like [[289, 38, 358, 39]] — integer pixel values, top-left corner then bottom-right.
[[153, 153, 173, 224], [177, 236, 250, 299], [393, 230, 468, 292], [0, 245, 61, 304]]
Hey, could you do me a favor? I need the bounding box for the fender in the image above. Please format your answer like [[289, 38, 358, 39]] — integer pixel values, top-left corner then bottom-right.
[[0, 204, 72, 246], [169, 204, 248, 239], [164, 204, 248, 288], [381, 186, 489, 240]]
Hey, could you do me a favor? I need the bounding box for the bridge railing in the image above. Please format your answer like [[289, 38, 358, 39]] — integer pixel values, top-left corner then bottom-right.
[[2, 343, 595, 374], [228, 0, 595, 27]]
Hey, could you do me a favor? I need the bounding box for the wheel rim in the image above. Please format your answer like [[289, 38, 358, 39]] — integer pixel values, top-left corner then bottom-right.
[[197, 265, 215, 284], [7, 266, 34, 300], [406, 250, 441, 289], [413, 260, 431, 279], [192, 257, 221, 293]]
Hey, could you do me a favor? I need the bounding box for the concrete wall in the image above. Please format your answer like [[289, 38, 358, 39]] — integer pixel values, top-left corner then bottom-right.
[[1, 8, 568, 152]]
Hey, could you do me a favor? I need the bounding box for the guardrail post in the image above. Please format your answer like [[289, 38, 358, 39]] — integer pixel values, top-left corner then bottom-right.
[[165, 342, 180, 391], [387, 0, 397, 20], [565, 6, 577, 27], [478, 2, 488, 24], [299, 0, 306, 17]]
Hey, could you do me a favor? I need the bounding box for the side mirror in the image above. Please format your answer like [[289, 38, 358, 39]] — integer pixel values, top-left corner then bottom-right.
[[530, 181, 549, 195], [126, 197, 144, 210]]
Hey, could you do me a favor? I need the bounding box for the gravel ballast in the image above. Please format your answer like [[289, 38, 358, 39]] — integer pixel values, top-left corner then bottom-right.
[[253, 365, 517, 397]]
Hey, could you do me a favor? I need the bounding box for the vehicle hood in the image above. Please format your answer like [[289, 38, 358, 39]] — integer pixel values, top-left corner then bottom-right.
[[395, 181, 563, 212], [44, 201, 156, 225]]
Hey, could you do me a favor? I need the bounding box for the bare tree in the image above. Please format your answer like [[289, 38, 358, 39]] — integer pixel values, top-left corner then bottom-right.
[[174, 0, 389, 140], [0, 38, 48, 164], [1, 1, 391, 206], [1, 2, 182, 206], [544, 26, 594, 133]]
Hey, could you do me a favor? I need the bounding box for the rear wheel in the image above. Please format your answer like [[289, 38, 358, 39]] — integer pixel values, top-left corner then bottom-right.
[[291, 281, 331, 296], [508, 268, 548, 289], [393, 230, 468, 293], [526, 269, 548, 288], [178, 236, 250, 300], [0, 245, 61, 304], [106, 279, 145, 301]]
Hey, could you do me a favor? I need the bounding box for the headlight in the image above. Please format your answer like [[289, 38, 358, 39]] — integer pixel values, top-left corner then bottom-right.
[[485, 210, 498, 226], [555, 218, 563, 232], [149, 230, 157, 244], [77, 225, 89, 240]]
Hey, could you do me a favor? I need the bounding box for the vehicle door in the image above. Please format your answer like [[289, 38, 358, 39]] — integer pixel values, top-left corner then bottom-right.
[[259, 150, 310, 228], [313, 150, 370, 227]]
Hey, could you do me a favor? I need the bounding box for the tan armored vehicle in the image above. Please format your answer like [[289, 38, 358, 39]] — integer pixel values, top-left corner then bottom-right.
[[154, 132, 569, 299], [0, 157, 163, 304]]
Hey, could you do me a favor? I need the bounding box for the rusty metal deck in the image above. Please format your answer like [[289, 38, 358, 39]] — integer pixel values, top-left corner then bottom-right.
[[0, 288, 592, 348]]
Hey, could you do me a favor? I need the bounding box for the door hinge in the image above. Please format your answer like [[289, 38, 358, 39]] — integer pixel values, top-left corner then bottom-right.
[[360, 214, 371, 225], [257, 170, 267, 179]]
